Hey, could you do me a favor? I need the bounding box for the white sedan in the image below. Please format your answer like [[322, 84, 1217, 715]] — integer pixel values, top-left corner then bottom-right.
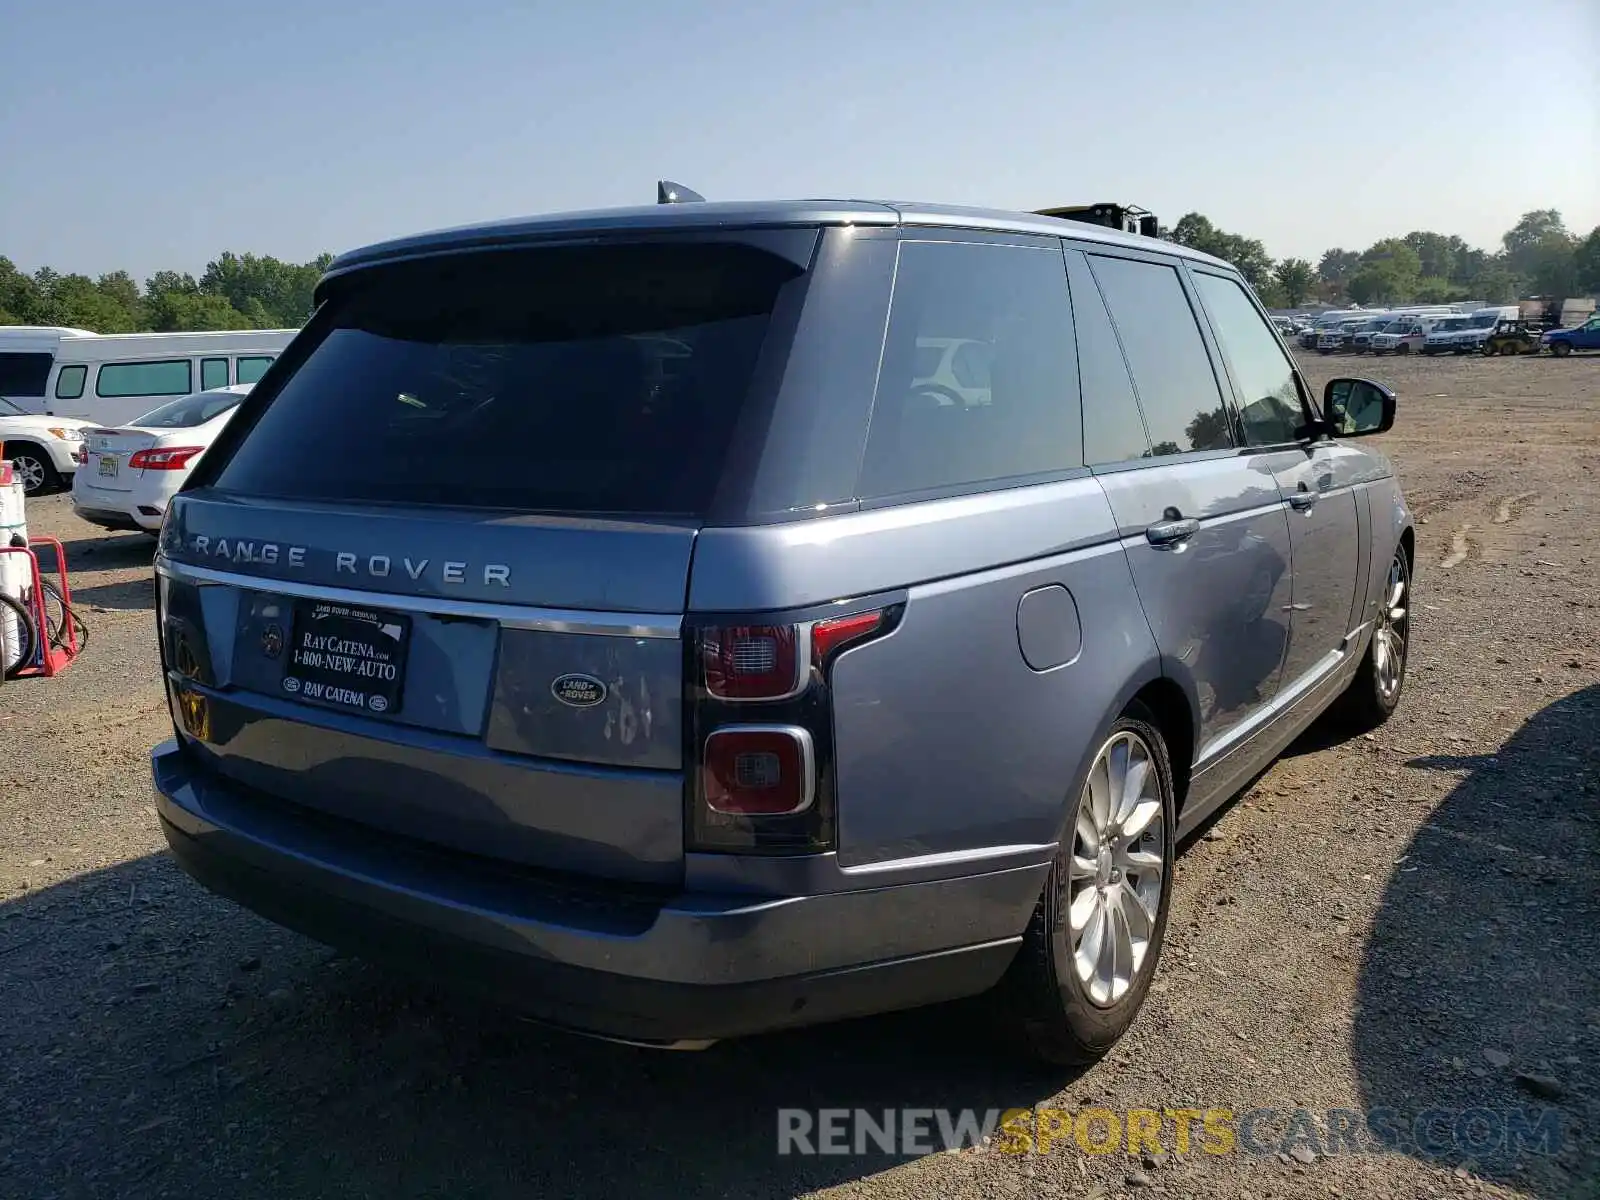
[[72, 384, 251, 534], [0, 398, 94, 494]]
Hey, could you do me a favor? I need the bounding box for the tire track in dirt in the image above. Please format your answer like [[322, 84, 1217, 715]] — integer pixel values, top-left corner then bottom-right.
[[1439, 523, 1473, 569], [1491, 491, 1538, 525]]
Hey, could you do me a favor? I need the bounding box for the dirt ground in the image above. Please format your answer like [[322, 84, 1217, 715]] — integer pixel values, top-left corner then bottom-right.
[[1, 352, 1596, 1200]]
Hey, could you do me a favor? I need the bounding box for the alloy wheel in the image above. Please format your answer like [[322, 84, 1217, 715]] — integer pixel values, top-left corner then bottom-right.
[[12, 455, 45, 494], [1068, 731, 1166, 1007], [1373, 551, 1410, 701]]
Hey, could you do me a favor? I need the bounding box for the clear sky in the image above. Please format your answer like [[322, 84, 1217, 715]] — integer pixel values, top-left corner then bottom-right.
[[2, 0, 1596, 280]]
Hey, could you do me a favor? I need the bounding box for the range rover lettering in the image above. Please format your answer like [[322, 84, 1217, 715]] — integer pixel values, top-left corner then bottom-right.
[[151, 195, 1413, 1063]]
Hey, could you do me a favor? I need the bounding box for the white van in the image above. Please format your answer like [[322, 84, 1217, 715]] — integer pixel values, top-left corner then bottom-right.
[[5, 328, 297, 427], [1369, 312, 1453, 356], [1449, 306, 1522, 354]]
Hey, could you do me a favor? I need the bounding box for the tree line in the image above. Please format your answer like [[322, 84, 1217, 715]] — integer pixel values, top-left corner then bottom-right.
[[1169, 208, 1600, 310], [0, 251, 332, 332], [3, 207, 1598, 333]]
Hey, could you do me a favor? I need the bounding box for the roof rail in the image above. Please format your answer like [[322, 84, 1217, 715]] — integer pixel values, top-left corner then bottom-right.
[[657, 180, 706, 205]]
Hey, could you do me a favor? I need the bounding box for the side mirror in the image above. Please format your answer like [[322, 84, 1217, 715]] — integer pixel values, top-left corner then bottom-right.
[[1323, 378, 1396, 438]]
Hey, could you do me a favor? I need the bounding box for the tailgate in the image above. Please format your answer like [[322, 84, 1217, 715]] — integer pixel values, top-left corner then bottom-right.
[[159, 493, 694, 884]]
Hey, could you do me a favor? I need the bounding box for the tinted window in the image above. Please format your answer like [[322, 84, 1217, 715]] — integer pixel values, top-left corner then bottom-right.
[[1064, 249, 1149, 463], [132, 390, 245, 428], [213, 242, 799, 515], [236, 356, 274, 384], [55, 364, 87, 399], [859, 240, 1081, 499], [1191, 272, 1305, 447], [97, 359, 192, 398], [0, 352, 52, 397], [1087, 255, 1231, 456], [201, 357, 229, 390]]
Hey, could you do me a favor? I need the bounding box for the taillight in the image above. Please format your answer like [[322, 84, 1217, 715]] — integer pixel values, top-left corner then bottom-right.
[[810, 610, 884, 663], [74, 446, 88, 466], [702, 726, 815, 816], [702, 624, 804, 701], [129, 446, 204, 471], [688, 602, 902, 855]]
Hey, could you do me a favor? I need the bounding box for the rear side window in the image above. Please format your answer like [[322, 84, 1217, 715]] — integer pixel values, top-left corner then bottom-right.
[[236, 356, 274, 384], [1190, 272, 1305, 447], [1087, 255, 1232, 456], [1064, 250, 1149, 464], [213, 242, 801, 515], [0, 352, 52, 397], [55, 365, 86, 399], [859, 240, 1081, 499], [97, 359, 193, 398], [200, 357, 229, 390]]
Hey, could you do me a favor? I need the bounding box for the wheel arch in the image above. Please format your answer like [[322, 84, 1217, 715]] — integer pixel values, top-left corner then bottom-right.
[[1051, 663, 1197, 851], [1, 439, 58, 492], [1126, 676, 1195, 812]]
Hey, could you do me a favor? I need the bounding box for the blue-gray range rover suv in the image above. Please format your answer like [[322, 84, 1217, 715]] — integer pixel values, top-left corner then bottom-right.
[[151, 198, 1414, 1062]]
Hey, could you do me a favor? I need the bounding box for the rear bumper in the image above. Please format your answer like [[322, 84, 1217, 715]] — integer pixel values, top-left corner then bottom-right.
[[152, 740, 1038, 1043], [72, 479, 163, 531]]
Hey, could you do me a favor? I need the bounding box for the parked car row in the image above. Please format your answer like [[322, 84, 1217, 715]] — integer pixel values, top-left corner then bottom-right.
[[1287, 302, 1600, 359]]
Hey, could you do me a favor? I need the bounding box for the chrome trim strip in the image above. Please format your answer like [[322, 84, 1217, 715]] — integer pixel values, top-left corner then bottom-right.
[[1195, 643, 1347, 767], [155, 558, 682, 639]]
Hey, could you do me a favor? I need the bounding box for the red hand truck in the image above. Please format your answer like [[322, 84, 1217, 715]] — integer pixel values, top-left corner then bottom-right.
[[0, 536, 83, 679]]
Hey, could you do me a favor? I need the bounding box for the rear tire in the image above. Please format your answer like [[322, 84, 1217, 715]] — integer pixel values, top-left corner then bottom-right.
[[1396, 343, 1411, 355], [3, 443, 59, 496], [998, 703, 1176, 1065]]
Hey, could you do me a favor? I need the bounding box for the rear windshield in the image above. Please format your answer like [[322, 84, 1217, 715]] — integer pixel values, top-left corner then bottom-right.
[[211, 242, 801, 515], [133, 389, 246, 428]]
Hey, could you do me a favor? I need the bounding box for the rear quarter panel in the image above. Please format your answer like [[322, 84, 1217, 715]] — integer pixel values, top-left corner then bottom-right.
[[692, 477, 1160, 870]]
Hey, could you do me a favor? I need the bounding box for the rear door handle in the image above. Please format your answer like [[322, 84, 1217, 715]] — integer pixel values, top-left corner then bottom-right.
[[1288, 490, 1318, 511], [1146, 517, 1200, 547]]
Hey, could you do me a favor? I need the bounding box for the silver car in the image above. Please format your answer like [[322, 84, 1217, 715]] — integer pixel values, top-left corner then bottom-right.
[[150, 197, 1414, 1063]]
